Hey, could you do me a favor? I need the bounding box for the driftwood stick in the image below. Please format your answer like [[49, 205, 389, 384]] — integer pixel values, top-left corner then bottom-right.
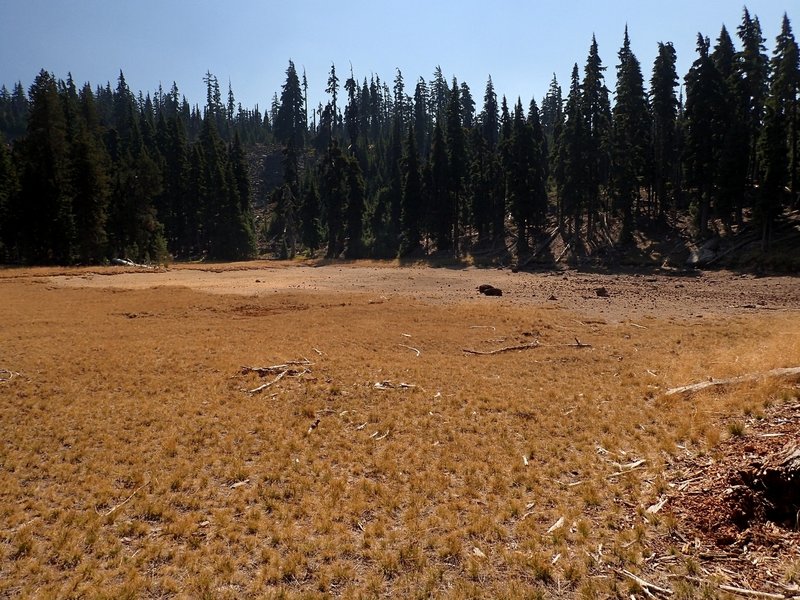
[[463, 341, 540, 355], [664, 367, 800, 396]]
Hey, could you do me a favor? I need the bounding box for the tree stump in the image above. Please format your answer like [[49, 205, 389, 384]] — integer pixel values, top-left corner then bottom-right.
[[751, 443, 800, 527]]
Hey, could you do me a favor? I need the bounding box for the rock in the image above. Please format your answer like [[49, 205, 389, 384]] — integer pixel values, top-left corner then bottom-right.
[[595, 287, 609, 297], [478, 284, 503, 296]]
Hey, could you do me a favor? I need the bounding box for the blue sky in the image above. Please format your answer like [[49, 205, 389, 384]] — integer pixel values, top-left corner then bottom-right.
[[0, 1, 792, 115]]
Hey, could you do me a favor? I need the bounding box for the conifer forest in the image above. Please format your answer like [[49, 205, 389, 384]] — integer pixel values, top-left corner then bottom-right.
[[0, 7, 798, 267]]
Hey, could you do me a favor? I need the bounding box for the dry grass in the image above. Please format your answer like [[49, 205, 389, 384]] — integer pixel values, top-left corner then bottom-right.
[[0, 267, 799, 598]]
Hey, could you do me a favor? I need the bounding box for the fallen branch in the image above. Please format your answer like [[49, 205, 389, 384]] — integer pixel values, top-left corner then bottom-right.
[[617, 569, 673, 596], [646, 497, 668, 514], [717, 585, 786, 599], [705, 234, 759, 266], [112, 257, 154, 269], [463, 341, 540, 355], [248, 370, 289, 394], [241, 359, 313, 377], [547, 516, 565, 533], [517, 226, 560, 269], [399, 344, 421, 357], [556, 238, 574, 263], [373, 380, 417, 390], [570, 337, 592, 348], [676, 576, 789, 599], [96, 484, 145, 517], [611, 458, 647, 471], [664, 367, 800, 397], [0, 369, 20, 383]]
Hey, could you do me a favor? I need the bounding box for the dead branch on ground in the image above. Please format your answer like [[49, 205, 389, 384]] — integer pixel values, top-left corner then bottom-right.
[[664, 367, 800, 397], [96, 484, 145, 517], [241, 359, 313, 377], [373, 381, 417, 390], [248, 370, 290, 394], [617, 569, 673, 597], [399, 344, 421, 357], [463, 341, 540, 355], [0, 369, 20, 383]]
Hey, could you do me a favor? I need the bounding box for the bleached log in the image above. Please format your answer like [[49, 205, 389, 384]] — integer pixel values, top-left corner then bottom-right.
[[664, 367, 800, 397]]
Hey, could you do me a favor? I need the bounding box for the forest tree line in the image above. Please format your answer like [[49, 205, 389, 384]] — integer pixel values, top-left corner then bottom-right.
[[0, 7, 797, 265]]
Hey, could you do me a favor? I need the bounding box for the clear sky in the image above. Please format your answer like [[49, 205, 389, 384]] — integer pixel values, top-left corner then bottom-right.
[[0, 1, 792, 115]]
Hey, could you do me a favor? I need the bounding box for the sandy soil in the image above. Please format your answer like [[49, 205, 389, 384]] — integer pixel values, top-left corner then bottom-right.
[[46, 262, 800, 321]]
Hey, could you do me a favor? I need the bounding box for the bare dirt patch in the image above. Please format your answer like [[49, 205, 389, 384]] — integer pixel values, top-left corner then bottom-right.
[[44, 260, 800, 321]]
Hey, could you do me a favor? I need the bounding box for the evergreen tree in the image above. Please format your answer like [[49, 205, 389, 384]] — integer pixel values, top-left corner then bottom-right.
[[344, 66, 360, 149], [582, 35, 612, 237], [393, 68, 406, 125], [428, 119, 451, 251], [768, 14, 799, 206], [650, 42, 679, 216], [684, 34, 727, 236], [460, 81, 475, 128], [430, 66, 449, 120], [17, 70, 75, 263], [540, 74, 563, 146], [275, 60, 306, 148], [480, 76, 499, 148], [326, 63, 340, 136], [271, 142, 300, 258], [413, 78, 431, 157], [227, 131, 257, 258], [299, 172, 321, 256], [322, 141, 347, 258], [757, 14, 799, 244], [344, 155, 366, 258], [713, 26, 750, 226], [505, 100, 536, 255], [70, 83, 110, 263], [556, 64, 589, 237], [0, 82, 29, 142], [198, 116, 238, 259], [0, 134, 19, 260], [446, 78, 467, 254], [611, 27, 651, 240], [158, 114, 191, 255], [527, 98, 549, 230], [736, 8, 770, 182], [400, 123, 423, 255]]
